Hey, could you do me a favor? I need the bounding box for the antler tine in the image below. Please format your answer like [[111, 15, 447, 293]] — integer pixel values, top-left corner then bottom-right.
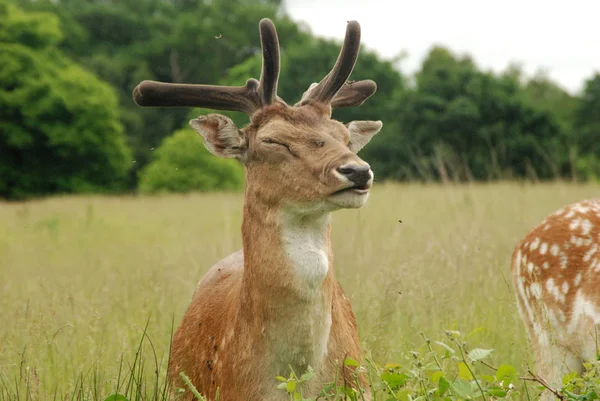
[[304, 21, 362, 105], [132, 79, 261, 115], [331, 80, 377, 108], [258, 18, 280, 105], [297, 79, 377, 109]]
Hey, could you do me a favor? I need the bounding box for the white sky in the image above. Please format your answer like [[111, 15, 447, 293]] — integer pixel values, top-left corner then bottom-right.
[[283, 0, 599, 94]]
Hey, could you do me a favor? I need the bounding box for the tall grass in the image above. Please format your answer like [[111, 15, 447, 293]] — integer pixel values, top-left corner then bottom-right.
[[0, 182, 597, 399]]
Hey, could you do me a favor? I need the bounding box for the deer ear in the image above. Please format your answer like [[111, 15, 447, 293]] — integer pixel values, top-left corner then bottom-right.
[[190, 114, 248, 160], [347, 120, 383, 153]]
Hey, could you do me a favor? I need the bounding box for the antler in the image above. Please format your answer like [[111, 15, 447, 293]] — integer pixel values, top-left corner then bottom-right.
[[297, 20, 371, 107], [132, 18, 282, 115], [132, 19, 376, 114], [298, 79, 377, 109]]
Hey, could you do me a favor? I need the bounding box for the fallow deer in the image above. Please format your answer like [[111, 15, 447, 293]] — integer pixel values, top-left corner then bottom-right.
[[512, 199, 600, 400], [133, 19, 382, 401]]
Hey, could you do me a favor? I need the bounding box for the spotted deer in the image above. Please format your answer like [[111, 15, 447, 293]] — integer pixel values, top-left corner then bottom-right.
[[133, 19, 382, 401], [512, 199, 600, 399]]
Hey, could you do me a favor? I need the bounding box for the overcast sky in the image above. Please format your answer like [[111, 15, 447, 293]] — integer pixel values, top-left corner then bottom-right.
[[283, 0, 599, 94]]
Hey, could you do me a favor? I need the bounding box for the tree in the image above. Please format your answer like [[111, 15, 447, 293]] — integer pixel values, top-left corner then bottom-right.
[[11, 0, 592, 185], [574, 73, 600, 179], [0, 2, 132, 199], [138, 128, 244, 193], [522, 73, 580, 179], [16, 0, 287, 187], [373, 46, 566, 181]]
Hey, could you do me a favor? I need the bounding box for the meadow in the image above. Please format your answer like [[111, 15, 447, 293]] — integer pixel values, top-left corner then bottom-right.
[[1, 182, 598, 400]]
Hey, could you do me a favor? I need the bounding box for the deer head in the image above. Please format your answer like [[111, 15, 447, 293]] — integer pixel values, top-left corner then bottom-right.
[[133, 19, 382, 214]]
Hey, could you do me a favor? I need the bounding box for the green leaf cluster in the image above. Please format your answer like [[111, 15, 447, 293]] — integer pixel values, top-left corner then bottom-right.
[[1, 1, 131, 199], [277, 330, 600, 401], [138, 128, 244, 194]]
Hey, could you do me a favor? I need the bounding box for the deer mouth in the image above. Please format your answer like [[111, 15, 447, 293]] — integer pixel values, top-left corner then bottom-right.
[[331, 183, 371, 196]]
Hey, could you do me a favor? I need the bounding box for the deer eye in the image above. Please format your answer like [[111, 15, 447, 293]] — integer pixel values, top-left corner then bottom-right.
[[262, 138, 285, 146], [261, 138, 295, 155]]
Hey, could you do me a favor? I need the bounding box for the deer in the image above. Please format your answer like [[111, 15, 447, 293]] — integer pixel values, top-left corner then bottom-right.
[[511, 199, 600, 400], [132, 18, 382, 401]]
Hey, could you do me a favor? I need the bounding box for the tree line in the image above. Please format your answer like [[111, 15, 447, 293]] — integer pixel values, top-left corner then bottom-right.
[[1, 0, 598, 199]]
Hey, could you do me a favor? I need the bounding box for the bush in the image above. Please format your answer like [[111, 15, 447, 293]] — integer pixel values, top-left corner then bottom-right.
[[274, 330, 600, 401], [0, 3, 132, 199], [138, 128, 244, 194]]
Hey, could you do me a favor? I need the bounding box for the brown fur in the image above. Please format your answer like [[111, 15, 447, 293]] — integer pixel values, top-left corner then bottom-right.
[[168, 103, 381, 400], [511, 199, 600, 398]]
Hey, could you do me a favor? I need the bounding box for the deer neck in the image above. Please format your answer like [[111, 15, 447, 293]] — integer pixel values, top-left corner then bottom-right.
[[239, 197, 335, 376]]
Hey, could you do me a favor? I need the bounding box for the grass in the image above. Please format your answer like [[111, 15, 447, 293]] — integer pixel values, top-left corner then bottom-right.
[[0, 182, 598, 399]]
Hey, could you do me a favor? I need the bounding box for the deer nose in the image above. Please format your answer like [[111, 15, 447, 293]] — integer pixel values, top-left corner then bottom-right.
[[337, 164, 372, 187]]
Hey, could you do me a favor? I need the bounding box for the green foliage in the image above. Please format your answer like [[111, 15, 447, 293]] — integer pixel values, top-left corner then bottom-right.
[[0, 2, 132, 199], [276, 366, 317, 401], [522, 73, 583, 180], [5, 0, 600, 195], [278, 330, 600, 401], [573, 74, 600, 180], [138, 128, 244, 194], [366, 331, 523, 401], [16, 0, 287, 185], [524, 73, 578, 133], [371, 47, 568, 182], [0, 1, 62, 48]]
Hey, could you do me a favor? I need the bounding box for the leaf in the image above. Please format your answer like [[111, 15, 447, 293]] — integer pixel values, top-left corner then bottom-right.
[[344, 358, 360, 367], [277, 382, 287, 389], [469, 348, 494, 362], [300, 367, 314, 381], [468, 348, 494, 362], [276, 376, 287, 382], [286, 380, 296, 393], [481, 375, 496, 383], [339, 386, 358, 397], [470, 381, 484, 398], [384, 363, 402, 371], [103, 395, 129, 401], [582, 390, 599, 400], [495, 364, 518, 385], [458, 362, 474, 380], [429, 370, 444, 383], [562, 371, 579, 385], [319, 383, 335, 394], [487, 387, 508, 397], [438, 376, 450, 396], [394, 388, 411, 401], [450, 379, 475, 398], [381, 372, 408, 388]]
